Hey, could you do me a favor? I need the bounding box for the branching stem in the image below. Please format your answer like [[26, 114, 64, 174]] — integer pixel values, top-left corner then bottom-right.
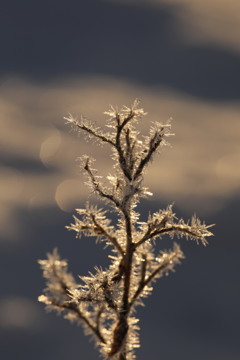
[[39, 102, 214, 360]]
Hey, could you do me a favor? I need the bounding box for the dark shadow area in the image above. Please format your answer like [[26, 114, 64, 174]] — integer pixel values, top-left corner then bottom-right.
[[1, 0, 240, 100]]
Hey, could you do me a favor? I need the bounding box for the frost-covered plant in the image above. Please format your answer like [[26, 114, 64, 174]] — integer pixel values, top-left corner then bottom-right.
[[38, 100, 213, 360]]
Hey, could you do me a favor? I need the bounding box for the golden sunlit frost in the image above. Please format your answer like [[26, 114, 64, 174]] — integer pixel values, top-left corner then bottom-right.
[[38, 101, 214, 360]]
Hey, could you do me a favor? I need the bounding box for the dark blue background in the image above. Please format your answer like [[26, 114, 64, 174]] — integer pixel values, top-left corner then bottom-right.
[[1, 1, 239, 360]]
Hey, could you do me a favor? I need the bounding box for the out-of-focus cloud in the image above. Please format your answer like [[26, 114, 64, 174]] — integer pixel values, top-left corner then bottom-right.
[[108, 0, 240, 51], [0, 167, 25, 203], [216, 153, 240, 180], [168, 0, 240, 51], [1, 76, 240, 240]]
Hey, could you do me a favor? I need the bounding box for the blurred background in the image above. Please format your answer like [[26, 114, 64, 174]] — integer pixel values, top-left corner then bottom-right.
[[1, 1, 240, 359]]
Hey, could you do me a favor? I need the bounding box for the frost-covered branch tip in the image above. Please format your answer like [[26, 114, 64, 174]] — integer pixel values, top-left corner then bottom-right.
[[39, 100, 214, 360]]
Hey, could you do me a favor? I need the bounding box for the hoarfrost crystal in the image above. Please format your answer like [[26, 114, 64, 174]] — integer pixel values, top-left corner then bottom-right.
[[39, 100, 214, 360]]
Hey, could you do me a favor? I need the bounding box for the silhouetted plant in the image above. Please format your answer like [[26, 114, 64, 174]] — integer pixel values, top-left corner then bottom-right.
[[38, 100, 213, 360]]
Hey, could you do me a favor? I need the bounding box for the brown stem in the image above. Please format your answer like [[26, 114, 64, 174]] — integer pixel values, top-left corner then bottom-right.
[[74, 121, 115, 146], [116, 127, 132, 181], [133, 131, 163, 181], [84, 159, 121, 208], [122, 212, 133, 312], [109, 211, 134, 356], [118, 354, 126, 360], [134, 224, 209, 249]]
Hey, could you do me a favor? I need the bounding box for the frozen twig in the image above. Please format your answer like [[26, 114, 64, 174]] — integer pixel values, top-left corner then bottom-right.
[[39, 101, 214, 360]]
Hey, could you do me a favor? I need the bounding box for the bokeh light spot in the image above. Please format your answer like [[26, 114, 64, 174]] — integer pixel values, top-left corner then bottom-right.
[[39, 129, 62, 166], [55, 179, 86, 212]]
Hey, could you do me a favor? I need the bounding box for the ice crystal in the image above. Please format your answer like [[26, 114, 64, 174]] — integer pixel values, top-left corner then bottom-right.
[[39, 101, 214, 360]]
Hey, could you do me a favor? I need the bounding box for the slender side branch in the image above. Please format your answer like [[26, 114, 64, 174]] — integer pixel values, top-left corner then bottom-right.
[[119, 110, 135, 130], [135, 217, 214, 249], [38, 250, 106, 344], [143, 247, 183, 289], [130, 244, 184, 308], [64, 114, 115, 146], [67, 205, 124, 255], [96, 305, 105, 337], [84, 157, 121, 208], [125, 129, 136, 174], [130, 255, 147, 306], [149, 222, 213, 246], [139, 254, 147, 287], [134, 131, 164, 181], [115, 123, 132, 181], [47, 298, 106, 344], [90, 214, 124, 255]]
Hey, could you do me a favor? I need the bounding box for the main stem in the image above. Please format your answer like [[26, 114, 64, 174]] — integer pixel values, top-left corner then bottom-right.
[[122, 211, 133, 313], [119, 354, 127, 360], [118, 211, 134, 360], [110, 123, 135, 358], [109, 207, 134, 358]]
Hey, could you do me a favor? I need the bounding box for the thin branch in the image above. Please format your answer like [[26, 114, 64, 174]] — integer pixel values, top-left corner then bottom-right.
[[134, 220, 214, 248], [79, 123, 115, 146], [134, 225, 152, 250], [96, 305, 105, 337], [53, 300, 107, 344], [130, 255, 147, 307], [119, 111, 135, 131], [65, 115, 115, 146], [90, 214, 124, 255], [139, 255, 147, 286], [150, 223, 213, 246], [130, 246, 183, 309], [84, 158, 121, 208], [113, 108, 139, 181], [133, 131, 163, 181], [141, 252, 180, 290], [125, 129, 136, 174], [116, 125, 132, 181]]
